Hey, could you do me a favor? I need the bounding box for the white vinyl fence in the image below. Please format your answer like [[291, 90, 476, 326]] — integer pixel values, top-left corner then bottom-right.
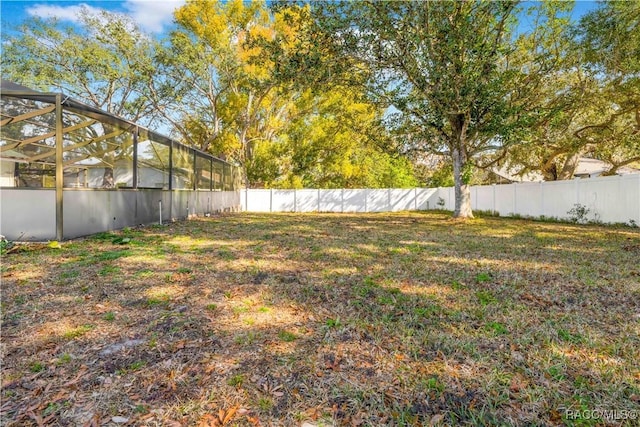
[[242, 174, 640, 225], [242, 188, 440, 213]]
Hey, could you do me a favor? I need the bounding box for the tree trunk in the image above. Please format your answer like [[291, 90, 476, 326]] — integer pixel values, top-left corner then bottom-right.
[[452, 147, 473, 218], [558, 152, 580, 180], [102, 167, 115, 188], [449, 113, 473, 219]]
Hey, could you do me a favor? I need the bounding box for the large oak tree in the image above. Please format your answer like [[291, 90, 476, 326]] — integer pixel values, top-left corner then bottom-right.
[[308, 1, 572, 217]]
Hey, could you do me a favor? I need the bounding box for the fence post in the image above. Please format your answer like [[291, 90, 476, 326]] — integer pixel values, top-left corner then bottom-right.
[[492, 184, 496, 215], [364, 189, 368, 212], [387, 188, 391, 211], [513, 183, 517, 216], [317, 189, 321, 212], [540, 181, 544, 218], [294, 189, 297, 213], [414, 188, 418, 211], [341, 188, 344, 213], [270, 188, 273, 213]]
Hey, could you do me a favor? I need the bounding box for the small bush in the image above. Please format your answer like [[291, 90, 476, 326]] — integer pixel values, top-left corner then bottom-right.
[[567, 204, 590, 224]]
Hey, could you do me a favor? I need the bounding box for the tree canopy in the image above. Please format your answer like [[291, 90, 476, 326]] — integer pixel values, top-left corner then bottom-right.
[[2, 0, 638, 215]]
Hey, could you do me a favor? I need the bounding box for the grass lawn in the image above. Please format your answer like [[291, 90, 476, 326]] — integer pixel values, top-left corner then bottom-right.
[[1, 211, 639, 426]]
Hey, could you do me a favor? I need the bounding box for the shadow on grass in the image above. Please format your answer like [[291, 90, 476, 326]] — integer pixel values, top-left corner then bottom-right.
[[1, 211, 639, 426]]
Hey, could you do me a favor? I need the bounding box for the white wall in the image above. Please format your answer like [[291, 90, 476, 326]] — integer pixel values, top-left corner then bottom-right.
[[242, 175, 640, 225], [0, 189, 56, 240], [0, 188, 242, 241]]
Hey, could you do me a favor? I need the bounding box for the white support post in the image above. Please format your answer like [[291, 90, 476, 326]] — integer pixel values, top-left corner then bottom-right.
[[492, 184, 496, 215], [540, 181, 544, 218], [364, 189, 368, 212]]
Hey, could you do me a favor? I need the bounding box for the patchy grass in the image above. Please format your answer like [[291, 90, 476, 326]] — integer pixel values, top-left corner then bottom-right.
[[1, 212, 639, 426]]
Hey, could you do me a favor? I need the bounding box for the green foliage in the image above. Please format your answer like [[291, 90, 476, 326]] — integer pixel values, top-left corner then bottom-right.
[[557, 328, 585, 344], [0, 238, 14, 255], [476, 290, 497, 306], [1, 9, 157, 122], [29, 361, 45, 373], [249, 86, 418, 189], [56, 354, 72, 365], [98, 265, 120, 276], [475, 273, 492, 284], [325, 318, 341, 328], [309, 1, 572, 216], [278, 330, 298, 342], [95, 250, 131, 262], [486, 322, 509, 335], [227, 374, 245, 387], [63, 324, 94, 340], [426, 163, 454, 188], [567, 204, 591, 224], [461, 163, 474, 185], [505, 1, 640, 180], [5, 0, 635, 194]]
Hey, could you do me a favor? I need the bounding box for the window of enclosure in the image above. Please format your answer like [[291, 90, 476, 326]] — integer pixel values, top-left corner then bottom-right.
[[223, 163, 233, 191], [137, 132, 170, 189], [195, 154, 212, 190], [212, 160, 224, 190], [171, 145, 194, 189], [61, 109, 134, 188], [233, 166, 242, 189], [0, 96, 57, 187], [2, 95, 241, 191]]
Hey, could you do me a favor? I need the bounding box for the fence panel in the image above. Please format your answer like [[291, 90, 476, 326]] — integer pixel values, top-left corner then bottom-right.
[[539, 180, 573, 219], [343, 189, 367, 212], [515, 183, 543, 218], [244, 189, 271, 212], [416, 188, 439, 209], [474, 185, 494, 212], [389, 189, 415, 211], [366, 189, 388, 212], [295, 190, 319, 212], [319, 190, 342, 212], [272, 190, 295, 212], [242, 177, 640, 225]]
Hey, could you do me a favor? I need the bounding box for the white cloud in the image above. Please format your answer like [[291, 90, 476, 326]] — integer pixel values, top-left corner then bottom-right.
[[25, 1, 186, 33], [26, 3, 105, 24], [122, 0, 185, 33]]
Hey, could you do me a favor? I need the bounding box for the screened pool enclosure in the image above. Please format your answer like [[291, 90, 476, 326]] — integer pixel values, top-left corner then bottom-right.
[[0, 80, 242, 241]]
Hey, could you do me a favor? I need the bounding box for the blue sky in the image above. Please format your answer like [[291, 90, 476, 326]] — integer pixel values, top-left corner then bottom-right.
[[1, 0, 601, 36], [1, 0, 186, 34]]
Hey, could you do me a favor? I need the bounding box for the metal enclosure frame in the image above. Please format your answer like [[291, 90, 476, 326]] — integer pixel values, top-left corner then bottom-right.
[[0, 80, 242, 241]]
